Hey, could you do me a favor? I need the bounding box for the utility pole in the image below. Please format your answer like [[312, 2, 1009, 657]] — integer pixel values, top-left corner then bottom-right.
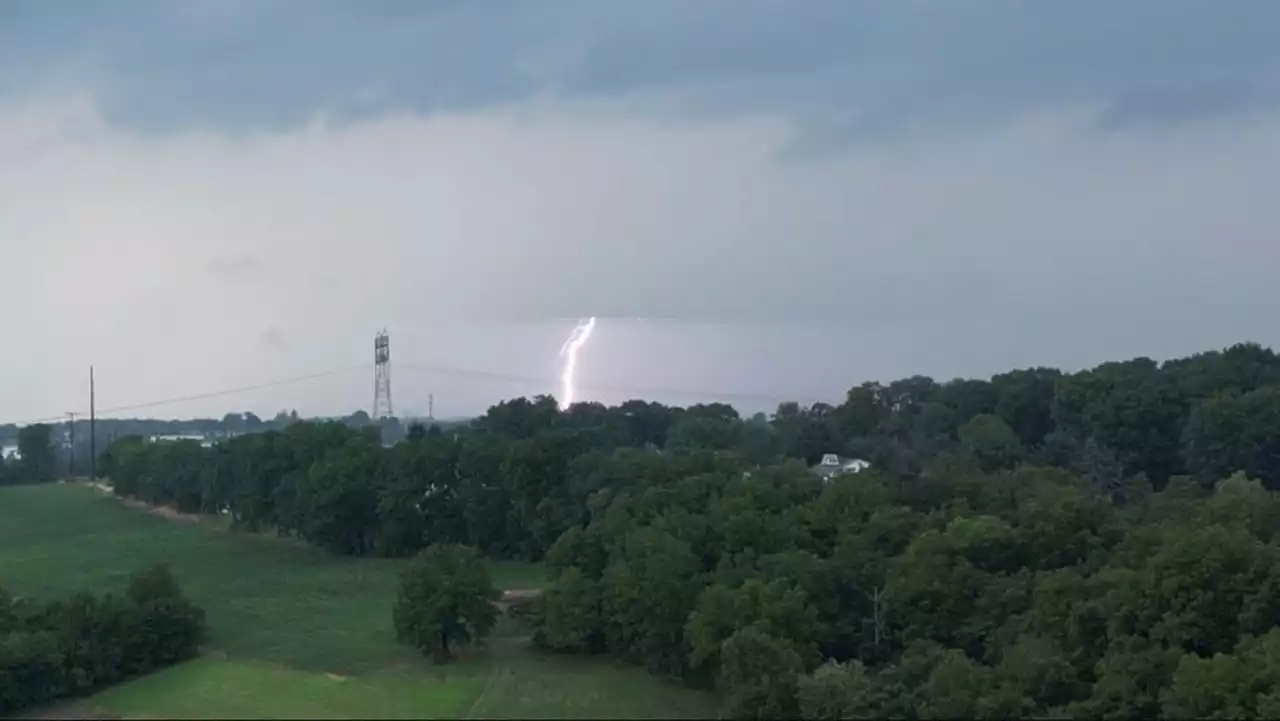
[[428, 393, 434, 421], [65, 412, 77, 479], [373, 330, 393, 420], [89, 366, 97, 481]]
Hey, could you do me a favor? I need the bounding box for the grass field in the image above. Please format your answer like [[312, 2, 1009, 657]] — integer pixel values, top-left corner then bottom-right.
[[0, 483, 718, 719]]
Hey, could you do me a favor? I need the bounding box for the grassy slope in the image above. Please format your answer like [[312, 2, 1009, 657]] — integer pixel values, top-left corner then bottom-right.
[[0, 483, 716, 720]]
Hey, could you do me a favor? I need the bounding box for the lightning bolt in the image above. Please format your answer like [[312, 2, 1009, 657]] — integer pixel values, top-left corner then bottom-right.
[[558, 317, 597, 410]]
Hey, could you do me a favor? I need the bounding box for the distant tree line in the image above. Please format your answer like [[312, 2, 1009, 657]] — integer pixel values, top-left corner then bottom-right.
[[0, 412, 285, 448], [94, 341, 1280, 718], [0, 408, 469, 446], [0, 409, 469, 486], [0, 565, 206, 716]]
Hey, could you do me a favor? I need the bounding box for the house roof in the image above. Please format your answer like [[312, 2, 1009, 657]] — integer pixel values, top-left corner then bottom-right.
[[808, 453, 871, 478]]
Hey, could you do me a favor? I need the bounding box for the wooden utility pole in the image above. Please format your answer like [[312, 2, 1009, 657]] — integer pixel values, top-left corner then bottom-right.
[[89, 366, 97, 481]]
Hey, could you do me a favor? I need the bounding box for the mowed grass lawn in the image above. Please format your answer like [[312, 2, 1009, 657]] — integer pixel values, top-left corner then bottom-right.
[[0, 483, 718, 719]]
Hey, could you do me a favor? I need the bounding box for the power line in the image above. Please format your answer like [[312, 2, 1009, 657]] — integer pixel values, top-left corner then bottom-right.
[[98, 364, 371, 416], [4, 364, 370, 427], [394, 361, 827, 406], [3, 358, 829, 429]]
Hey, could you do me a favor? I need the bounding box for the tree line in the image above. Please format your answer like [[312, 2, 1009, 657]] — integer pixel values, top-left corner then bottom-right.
[[0, 565, 206, 716], [0, 408, 474, 488], [92, 341, 1280, 718]]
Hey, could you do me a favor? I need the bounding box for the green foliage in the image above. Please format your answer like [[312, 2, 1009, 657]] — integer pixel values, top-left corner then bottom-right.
[[530, 566, 603, 653], [796, 660, 882, 719], [82, 341, 1280, 718], [392, 544, 501, 662], [12, 423, 56, 484], [1184, 385, 1280, 489], [0, 565, 205, 716], [959, 413, 1024, 472], [1162, 629, 1280, 720], [718, 626, 804, 719], [600, 527, 703, 677], [685, 578, 820, 676]]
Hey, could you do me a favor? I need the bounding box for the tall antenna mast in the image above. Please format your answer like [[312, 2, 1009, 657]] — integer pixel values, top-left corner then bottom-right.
[[373, 330, 393, 420]]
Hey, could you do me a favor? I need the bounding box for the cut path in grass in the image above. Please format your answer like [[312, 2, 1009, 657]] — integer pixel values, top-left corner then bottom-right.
[[0, 483, 719, 719]]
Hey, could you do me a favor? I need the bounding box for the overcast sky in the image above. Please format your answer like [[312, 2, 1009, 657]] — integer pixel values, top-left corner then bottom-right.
[[3, 1, 1280, 421]]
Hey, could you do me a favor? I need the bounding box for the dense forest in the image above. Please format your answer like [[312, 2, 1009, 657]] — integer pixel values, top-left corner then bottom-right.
[[29, 342, 1280, 717], [0, 565, 207, 716]]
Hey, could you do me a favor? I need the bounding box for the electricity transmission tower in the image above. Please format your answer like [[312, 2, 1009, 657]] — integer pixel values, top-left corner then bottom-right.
[[373, 330, 393, 420]]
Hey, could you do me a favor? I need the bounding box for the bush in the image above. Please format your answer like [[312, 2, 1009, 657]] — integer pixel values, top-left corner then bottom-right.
[[0, 564, 206, 716]]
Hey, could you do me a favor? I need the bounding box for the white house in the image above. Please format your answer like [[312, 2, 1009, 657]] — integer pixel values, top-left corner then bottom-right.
[[809, 453, 872, 481]]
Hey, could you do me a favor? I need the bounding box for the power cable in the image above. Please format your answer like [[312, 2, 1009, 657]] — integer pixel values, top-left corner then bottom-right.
[[3, 358, 828, 429], [3, 364, 370, 427], [394, 361, 825, 406]]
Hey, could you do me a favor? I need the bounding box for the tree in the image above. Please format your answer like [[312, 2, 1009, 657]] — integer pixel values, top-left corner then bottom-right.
[[600, 527, 703, 676], [685, 578, 820, 677], [297, 435, 383, 555], [1184, 385, 1280, 490], [798, 660, 885, 719], [958, 414, 1024, 472], [125, 564, 207, 667], [16, 424, 55, 483], [1161, 628, 1280, 720], [665, 414, 742, 453], [406, 422, 427, 442], [345, 409, 372, 427], [221, 413, 243, 434], [990, 368, 1060, 449], [393, 544, 501, 662], [718, 626, 804, 719], [531, 566, 602, 653]]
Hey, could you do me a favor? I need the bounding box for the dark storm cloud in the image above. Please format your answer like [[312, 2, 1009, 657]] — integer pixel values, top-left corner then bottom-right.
[[5, 1, 1280, 422], [5, 1, 1280, 135], [1093, 82, 1280, 132]]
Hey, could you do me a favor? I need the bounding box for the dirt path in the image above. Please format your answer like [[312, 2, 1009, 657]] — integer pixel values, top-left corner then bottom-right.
[[462, 633, 530, 719], [80, 479, 203, 524]]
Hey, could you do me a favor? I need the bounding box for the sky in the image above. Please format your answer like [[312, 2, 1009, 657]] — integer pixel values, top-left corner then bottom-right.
[[3, 0, 1280, 421]]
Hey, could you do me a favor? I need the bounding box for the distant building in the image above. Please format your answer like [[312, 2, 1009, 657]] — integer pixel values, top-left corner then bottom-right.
[[148, 434, 215, 448], [809, 453, 871, 481]]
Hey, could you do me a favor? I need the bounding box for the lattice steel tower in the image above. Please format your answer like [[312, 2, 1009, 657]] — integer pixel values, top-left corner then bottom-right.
[[373, 330, 393, 420]]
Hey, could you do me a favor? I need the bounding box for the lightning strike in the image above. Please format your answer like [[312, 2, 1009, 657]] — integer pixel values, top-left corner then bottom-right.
[[558, 317, 597, 410]]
